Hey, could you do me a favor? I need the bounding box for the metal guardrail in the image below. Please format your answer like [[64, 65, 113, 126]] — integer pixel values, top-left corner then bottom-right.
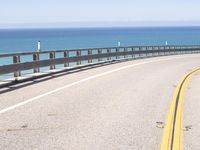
[[0, 45, 200, 81]]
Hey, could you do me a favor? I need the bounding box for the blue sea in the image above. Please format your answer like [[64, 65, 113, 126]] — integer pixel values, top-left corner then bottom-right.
[[0, 27, 200, 53], [0, 27, 200, 80]]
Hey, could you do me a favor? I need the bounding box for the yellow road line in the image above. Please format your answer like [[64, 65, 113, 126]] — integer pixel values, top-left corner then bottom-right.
[[161, 67, 200, 150]]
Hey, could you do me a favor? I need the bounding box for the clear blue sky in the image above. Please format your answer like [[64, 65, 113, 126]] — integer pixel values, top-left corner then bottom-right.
[[1, 0, 200, 28]]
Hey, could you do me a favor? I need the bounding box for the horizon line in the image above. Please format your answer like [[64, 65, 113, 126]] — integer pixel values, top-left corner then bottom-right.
[[1, 25, 200, 30], [1, 20, 200, 29]]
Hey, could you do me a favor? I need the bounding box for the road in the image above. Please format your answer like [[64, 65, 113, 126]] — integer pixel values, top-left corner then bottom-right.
[[0, 54, 200, 150], [184, 67, 200, 150]]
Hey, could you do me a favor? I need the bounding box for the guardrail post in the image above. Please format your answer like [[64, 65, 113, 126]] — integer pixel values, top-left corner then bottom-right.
[[124, 48, 128, 58], [158, 47, 161, 56], [107, 48, 111, 61], [132, 48, 134, 58], [49, 52, 56, 70], [191, 47, 194, 54], [197, 48, 199, 53], [116, 48, 119, 59], [64, 51, 69, 67], [139, 47, 142, 57], [76, 51, 81, 65], [190, 47, 193, 54], [150, 47, 153, 56], [98, 49, 102, 62], [172, 47, 175, 55], [179, 47, 182, 54], [152, 47, 155, 56], [184, 47, 187, 54], [88, 49, 92, 63], [185, 47, 187, 54], [170, 47, 172, 55], [13, 55, 21, 81], [173, 47, 176, 55], [161, 47, 164, 55], [161, 47, 164, 56], [186, 47, 188, 54], [33, 53, 40, 73], [145, 47, 148, 57], [164, 46, 166, 55], [175, 47, 178, 55], [167, 47, 169, 55], [169, 46, 172, 55]]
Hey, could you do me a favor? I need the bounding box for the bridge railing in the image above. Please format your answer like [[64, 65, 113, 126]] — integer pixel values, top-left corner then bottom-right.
[[0, 45, 200, 81]]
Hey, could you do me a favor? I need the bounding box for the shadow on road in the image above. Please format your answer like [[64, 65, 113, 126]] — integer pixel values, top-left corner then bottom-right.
[[0, 59, 125, 94]]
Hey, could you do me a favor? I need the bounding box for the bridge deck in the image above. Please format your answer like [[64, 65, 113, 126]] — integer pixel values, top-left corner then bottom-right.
[[184, 71, 200, 150], [0, 54, 200, 149]]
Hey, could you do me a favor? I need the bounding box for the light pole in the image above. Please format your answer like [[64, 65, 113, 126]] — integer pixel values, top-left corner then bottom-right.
[[38, 41, 41, 52], [118, 41, 121, 47]]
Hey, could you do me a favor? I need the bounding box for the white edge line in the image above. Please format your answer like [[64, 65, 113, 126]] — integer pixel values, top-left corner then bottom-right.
[[0, 56, 196, 114]]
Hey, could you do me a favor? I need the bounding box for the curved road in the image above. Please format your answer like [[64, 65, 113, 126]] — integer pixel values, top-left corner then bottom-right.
[[0, 54, 200, 150]]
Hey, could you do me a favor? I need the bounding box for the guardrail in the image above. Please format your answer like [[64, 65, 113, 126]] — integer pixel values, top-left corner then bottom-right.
[[0, 45, 200, 81]]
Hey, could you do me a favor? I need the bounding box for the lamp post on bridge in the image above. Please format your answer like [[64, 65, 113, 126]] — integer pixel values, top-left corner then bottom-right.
[[37, 41, 41, 52], [33, 41, 41, 73], [118, 41, 121, 47]]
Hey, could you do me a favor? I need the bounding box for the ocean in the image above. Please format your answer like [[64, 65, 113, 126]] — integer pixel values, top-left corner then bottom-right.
[[0, 27, 200, 54], [0, 27, 200, 80]]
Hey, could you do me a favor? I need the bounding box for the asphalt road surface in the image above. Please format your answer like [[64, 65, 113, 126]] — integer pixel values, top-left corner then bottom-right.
[[184, 67, 200, 150], [0, 54, 200, 150]]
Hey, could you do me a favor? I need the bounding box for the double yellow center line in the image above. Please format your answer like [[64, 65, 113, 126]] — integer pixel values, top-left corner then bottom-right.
[[161, 67, 200, 150]]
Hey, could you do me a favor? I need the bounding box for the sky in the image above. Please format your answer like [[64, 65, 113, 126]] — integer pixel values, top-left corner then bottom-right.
[[1, 0, 200, 28]]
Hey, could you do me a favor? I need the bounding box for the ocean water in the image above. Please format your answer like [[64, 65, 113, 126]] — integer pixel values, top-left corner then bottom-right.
[[0, 27, 200, 54], [0, 27, 200, 80]]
